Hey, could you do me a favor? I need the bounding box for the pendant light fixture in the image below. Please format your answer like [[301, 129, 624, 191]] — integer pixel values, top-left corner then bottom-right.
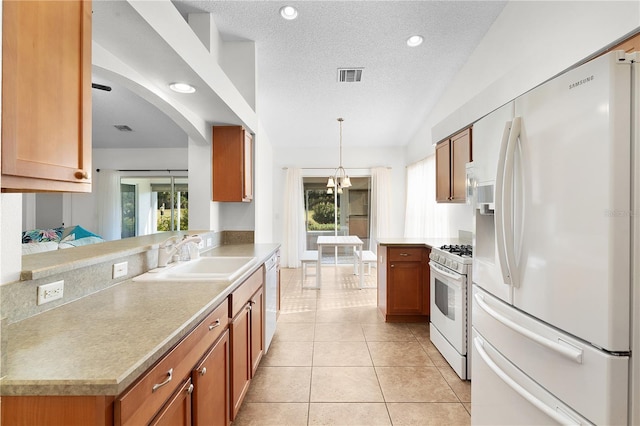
[[326, 118, 352, 194]]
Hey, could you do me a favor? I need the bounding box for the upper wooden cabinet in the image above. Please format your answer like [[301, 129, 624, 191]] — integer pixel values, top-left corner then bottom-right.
[[212, 126, 253, 202], [435, 128, 472, 203], [1, 0, 92, 193], [607, 31, 640, 54]]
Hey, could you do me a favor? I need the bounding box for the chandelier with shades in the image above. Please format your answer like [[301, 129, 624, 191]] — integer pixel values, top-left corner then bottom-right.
[[326, 117, 352, 194]]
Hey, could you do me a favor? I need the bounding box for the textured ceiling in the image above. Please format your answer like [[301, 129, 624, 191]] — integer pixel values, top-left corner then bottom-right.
[[92, 1, 506, 149]]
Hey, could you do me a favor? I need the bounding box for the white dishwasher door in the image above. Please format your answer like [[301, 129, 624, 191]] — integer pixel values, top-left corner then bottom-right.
[[264, 253, 278, 352]]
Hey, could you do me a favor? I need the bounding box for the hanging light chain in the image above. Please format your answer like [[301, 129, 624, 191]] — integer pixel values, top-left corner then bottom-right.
[[327, 117, 351, 193]]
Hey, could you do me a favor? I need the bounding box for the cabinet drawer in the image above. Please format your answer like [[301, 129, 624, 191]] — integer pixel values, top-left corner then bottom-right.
[[116, 300, 229, 426], [230, 266, 264, 318], [388, 247, 424, 262]]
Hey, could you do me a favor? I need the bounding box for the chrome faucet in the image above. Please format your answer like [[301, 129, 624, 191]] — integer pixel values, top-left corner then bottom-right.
[[157, 235, 202, 267]]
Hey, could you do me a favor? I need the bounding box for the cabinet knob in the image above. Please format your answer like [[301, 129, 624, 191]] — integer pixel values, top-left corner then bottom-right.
[[187, 383, 194, 395], [399, 253, 409, 257], [74, 170, 89, 180], [199, 367, 207, 376], [391, 264, 395, 268]]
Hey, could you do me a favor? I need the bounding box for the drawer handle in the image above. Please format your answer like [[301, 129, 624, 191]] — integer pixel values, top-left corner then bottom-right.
[[187, 383, 194, 395], [249, 299, 256, 305], [152, 368, 173, 392], [208, 319, 221, 330], [199, 367, 207, 376], [399, 253, 410, 257]]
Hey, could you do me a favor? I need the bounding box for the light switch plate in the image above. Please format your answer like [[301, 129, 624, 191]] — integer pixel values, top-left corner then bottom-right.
[[37, 280, 64, 305], [113, 261, 128, 279]]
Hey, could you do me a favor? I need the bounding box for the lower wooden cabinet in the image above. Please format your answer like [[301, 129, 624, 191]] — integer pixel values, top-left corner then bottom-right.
[[192, 330, 230, 426], [377, 245, 431, 322], [250, 286, 264, 376], [229, 267, 265, 420], [149, 379, 193, 426], [230, 302, 252, 419], [1, 263, 270, 426]]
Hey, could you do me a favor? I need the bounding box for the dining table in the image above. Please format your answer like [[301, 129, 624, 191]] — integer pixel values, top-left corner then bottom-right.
[[313, 235, 366, 289]]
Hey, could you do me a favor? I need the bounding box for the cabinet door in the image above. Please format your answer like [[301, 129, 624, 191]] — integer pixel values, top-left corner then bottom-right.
[[230, 305, 251, 420], [250, 286, 264, 376], [387, 260, 424, 314], [243, 131, 253, 202], [450, 128, 472, 202], [149, 379, 193, 426], [2, 0, 92, 192], [192, 330, 230, 426], [212, 126, 253, 202], [435, 141, 451, 202]]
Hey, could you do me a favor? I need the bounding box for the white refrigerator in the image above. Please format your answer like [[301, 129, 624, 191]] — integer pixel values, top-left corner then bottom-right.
[[471, 50, 638, 425]]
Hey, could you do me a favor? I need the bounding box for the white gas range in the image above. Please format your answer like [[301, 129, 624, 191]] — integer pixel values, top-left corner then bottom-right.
[[429, 245, 473, 380]]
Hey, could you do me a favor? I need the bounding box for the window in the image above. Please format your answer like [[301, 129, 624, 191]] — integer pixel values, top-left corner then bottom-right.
[[120, 176, 188, 237]]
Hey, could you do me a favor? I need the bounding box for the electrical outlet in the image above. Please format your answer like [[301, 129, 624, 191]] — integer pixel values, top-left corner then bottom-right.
[[37, 280, 64, 305], [113, 261, 128, 279]]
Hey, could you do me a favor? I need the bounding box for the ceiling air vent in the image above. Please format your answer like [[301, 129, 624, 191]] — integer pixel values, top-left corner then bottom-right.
[[338, 68, 363, 83], [114, 125, 133, 132]]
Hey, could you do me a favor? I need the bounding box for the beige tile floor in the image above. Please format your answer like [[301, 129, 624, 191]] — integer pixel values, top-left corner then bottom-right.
[[232, 266, 471, 425]]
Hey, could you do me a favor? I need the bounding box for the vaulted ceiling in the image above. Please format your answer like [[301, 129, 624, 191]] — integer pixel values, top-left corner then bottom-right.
[[91, 1, 506, 149]]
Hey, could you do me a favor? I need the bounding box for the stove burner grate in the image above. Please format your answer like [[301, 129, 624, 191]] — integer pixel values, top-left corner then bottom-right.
[[439, 244, 473, 257]]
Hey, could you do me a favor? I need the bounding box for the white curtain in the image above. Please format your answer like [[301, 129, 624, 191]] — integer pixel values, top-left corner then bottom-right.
[[369, 167, 391, 253], [404, 156, 450, 238], [282, 168, 305, 268], [97, 169, 122, 241]]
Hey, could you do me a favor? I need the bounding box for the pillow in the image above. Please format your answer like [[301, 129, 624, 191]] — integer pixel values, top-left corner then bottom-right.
[[22, 241, 59, 255], [61, 225, 102, 242], [59, 236, 105, 249], [21, 227, 64, 244]]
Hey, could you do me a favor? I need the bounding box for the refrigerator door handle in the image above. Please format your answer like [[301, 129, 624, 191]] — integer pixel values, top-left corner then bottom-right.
[[473, 336, 582, 426], [495, 120, 513, 286], [502, 116, 521, 287], [474, 292, 584, 364]]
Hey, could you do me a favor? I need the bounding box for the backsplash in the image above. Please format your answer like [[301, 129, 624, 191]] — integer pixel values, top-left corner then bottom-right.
[[1, 230, 229, 325]]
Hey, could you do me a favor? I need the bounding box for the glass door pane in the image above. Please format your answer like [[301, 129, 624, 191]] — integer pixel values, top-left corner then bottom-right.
[[303, 176, 370, 265], [120, 176, 188, 236], [121, 183, 136, 238]]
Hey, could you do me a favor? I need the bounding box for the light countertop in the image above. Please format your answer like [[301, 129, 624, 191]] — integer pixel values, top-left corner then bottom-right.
[[377, 238, 468, 248], [1, 243, 279, 397]]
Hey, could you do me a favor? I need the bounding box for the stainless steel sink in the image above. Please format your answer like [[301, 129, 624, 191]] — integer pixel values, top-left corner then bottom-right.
[[133, 256, 257, 282]]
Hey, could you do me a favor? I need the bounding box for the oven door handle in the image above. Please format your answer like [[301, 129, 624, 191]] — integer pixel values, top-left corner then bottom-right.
[[429, 262, 464, 283]]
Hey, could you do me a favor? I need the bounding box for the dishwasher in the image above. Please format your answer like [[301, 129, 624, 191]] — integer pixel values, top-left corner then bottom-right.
[[264, 252, 278, 353]]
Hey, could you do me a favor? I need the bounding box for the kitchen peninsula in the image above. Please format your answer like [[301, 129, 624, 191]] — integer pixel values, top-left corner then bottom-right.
[[1, 232, 279, 425]]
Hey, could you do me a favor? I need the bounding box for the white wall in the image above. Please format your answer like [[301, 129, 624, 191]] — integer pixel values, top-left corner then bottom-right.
[[403, 1, 640, 239], [271, 145, 406, 247], [407, 1, 640, 162], [254, 122, 274, 243]]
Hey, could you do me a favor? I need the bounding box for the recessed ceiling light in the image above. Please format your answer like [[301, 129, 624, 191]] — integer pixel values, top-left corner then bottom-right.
[[280, 5, 298, 20], [406, 35, 424, 47], [169, 82, 196, 93]]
